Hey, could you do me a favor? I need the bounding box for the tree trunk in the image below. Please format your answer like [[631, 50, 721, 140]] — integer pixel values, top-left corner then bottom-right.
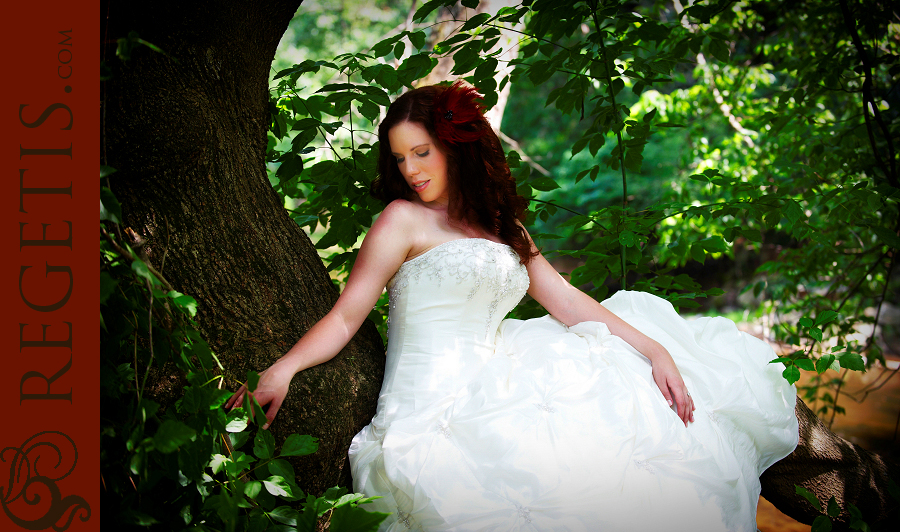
[[761, 399, 899, 530], [101, 0, 385, 495]]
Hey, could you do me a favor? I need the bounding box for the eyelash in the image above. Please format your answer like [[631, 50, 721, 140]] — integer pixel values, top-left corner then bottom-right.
[[396, 150, 429, 164]]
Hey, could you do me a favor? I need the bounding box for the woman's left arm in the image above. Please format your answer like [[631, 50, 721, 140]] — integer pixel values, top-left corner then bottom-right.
[[525, 240, 695, 425]]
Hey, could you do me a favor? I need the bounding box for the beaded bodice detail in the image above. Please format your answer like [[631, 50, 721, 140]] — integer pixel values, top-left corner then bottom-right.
[[371, 239, 530, 421], [386, 238, 529, 339]]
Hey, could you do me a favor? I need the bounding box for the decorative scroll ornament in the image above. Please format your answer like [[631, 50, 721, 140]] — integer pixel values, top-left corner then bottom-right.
[[1, 431, 91, 530]]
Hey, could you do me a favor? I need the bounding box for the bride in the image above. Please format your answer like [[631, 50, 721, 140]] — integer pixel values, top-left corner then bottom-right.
[[227, 81, 798, 531]]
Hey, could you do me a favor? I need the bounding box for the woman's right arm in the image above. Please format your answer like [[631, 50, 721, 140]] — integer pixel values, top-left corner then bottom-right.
[[224, 200, 417, 428]]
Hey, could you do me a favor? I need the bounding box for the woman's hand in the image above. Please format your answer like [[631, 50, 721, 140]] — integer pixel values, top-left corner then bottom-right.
[[224, 359, 295, 430], [650, 351, 695, 426]]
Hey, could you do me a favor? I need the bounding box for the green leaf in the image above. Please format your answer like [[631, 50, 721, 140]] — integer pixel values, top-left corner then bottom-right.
[[246, 370, 260, 392], [690, 243, 706, 264], [709, 38, 730, 63], [281, 434, 319, 457], [873, 226, 900, 249], [152, 420, 196, 454], [795, 359, 815, 371], [100, 272, 119, 304], [815, 310, 838, 327], [409, 30, 426, 50], [796, 485, 823, 512], [619, 231, 637, 247], [461, 0, 479, 8], [812, 515, 833, 532], [100, 188, 123, 223], [698, 236, 727, 253], [328, 501, 391, 532], [268, 459, 296, 483], [815, 354, 836, 374], [460, 12, 491, 32], [837, 352, 865, 371], [226, 408, 249, 432], [783, 364, 801, 384], [530, 176, 560, 191], [809, 327, 823, 341], [393, 40, 405, 61], [254, 429, 276, 460], [168, 290, 198, 316], [100, 165, 117, 178], [827, 496, 841, 518], [784, 199, 804, 226], [799, 317, 814, 328], [131, 258, 157, 285], [269, 506, 300, 526], [263, 476, 294, 497], [413, 0, 445, 22]]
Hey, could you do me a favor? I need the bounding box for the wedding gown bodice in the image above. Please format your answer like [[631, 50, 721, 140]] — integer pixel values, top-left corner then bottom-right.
[[349, 238, 798, 532], [376, 239, 529, 423]]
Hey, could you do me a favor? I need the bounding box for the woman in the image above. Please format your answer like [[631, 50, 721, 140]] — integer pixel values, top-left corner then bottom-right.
[[227, 82, 798, 531]]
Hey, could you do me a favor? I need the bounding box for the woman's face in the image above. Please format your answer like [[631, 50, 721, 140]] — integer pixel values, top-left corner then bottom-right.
[[388, 121, 450, 206]]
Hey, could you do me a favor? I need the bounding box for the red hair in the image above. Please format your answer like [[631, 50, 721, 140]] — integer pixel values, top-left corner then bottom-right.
[[371, 82, 537, 265]]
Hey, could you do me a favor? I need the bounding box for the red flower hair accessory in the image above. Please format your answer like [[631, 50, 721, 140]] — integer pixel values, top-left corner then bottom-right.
[[432, 80, 487, 145]]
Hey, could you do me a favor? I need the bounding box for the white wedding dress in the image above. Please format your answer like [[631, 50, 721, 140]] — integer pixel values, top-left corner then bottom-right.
[[349, 239, 798, 531]]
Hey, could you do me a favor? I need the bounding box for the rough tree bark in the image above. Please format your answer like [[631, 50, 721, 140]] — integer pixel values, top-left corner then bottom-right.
[[761, 399, 899, 530], [100, 0, 898, 525], [101, 0, 385, 494]]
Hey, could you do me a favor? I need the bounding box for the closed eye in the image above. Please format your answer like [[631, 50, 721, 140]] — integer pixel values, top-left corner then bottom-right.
[[416, 150, 430, 158]]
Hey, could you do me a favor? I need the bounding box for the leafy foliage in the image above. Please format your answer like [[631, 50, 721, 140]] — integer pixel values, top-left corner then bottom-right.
[[269, 0, 898, 424], [100, 172, 388, 530]]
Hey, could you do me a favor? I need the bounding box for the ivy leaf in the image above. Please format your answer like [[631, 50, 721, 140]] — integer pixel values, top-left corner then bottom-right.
[[168, 290, 198, 317], [782, 364, 801, 384], [263, 476, 294, 498], [795, 359, 815, 372], [153, 420, 196, 454], [460, 12, 491, 32], [225, 408, 249, 432], [619, 231, 637, 247], [281, 434, 319, 457], [253, 429, 276, 460], [796, 485, 823, 512], [690, 243, 706, 264], [267, 506, 300, 526], [100, 188, 123, 223], [784, 199, 804, 226], [815, 310, 838, 327], [873, 226, 900, 249], [413, 0, 444, 22], [246, 370, 260, 392], [100, 272, 119, 304], [827, 496, 841, 518], [329, 501, 391, 531], [268, 459, 296, 483], [709, 38, 730, 63], [815, 354, 836, 374], [409, 30, 426, 50], [131, 258, 158, 285], [837, 352, 865, 371], [812, 515, 833, 532]]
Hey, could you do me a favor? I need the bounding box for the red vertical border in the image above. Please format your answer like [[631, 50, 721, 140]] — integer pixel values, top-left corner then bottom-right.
[[1, 2, 100, 531]]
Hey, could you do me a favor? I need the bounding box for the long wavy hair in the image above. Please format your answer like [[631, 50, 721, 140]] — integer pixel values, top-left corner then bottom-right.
[[371, 82, 537, 264]]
